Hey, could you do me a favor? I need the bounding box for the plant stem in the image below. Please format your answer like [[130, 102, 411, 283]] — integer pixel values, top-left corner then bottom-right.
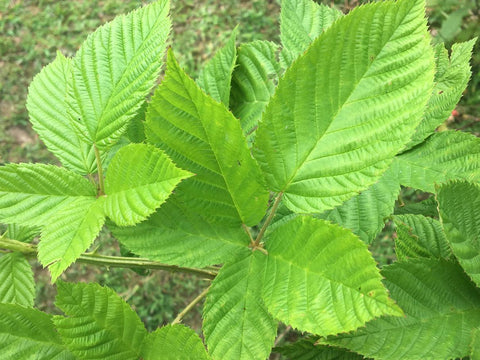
[[172, 286, 210, 325], [93, 144, 105, 195], [0, 237, 217, 280], [242, 223, 255, 246], [254, 192, 283, 247]]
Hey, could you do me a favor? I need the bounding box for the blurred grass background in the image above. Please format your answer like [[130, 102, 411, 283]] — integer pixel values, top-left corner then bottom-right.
[[1, 0, 479, 333]]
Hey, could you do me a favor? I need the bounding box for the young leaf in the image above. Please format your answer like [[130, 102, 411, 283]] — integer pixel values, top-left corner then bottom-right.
[[254, 0, 434, 214], [104, 143, 192, 226], [279, 0, 342, 67], [0, 303, 75, 360], [260, 216, 402, 336], [393, 214, 452, 261], [26, 52, 96, 174], [0, 163, 96, 227], [322, 259, 480, 360], [38, 197, 105, 282], [67, 0, 171, 150], [230, 40, 280, 145], [274, 338, 365, 360], [437, 181, 480, 287], [54, 281, 147, 360], [407, 39, 476, 148], [146, 50, 269, 226], [0, 253, 35, 307], [392, 131, 480, 192], [318, 167, 400, 244], [142, 324, 211, 360], [111, 196, 250, 268], [203, 251, 277, 360], [197, 28, 237, 106]]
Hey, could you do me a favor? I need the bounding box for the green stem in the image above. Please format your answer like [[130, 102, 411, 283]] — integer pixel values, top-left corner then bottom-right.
[[242, 223, 255, 246], [94, 144, 105, 195], [254, 192, 283, 247], [171, 286, 210, 325], [0, 237, 217, 280]]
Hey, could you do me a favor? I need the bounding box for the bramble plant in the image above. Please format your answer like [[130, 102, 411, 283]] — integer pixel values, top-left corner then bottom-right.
[[0, 0, 478, 358]]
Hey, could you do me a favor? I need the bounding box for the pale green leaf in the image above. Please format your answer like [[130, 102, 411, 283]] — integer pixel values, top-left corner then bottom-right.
[[279, 0, 342, 67], [26, 52, 96, 174], [393, 130, 480, 192], [0, 253, 35, 307], [471, 328, 480, 360], [104, 143, 192, 226], [393, 214, 451, 261], [111, 196, 250, 268], [38, 197, 105, 282], [407, 39, 476, 148], [0, 303, 75, 360], [323, 259, 480, 360], [230, 40, 280, 145], [437, 181, 480, 287], [261, 216, 402, 336], [146, 50, 269, 226], [275, 338, 366, 360], [203, 251, 277, 360], [6, 223, 39, 243], [0, 163, 96, 227], [318, 167, 400, 244], [54, 281, 147, 360], [197, 28, 237, 105], [142, 324, 211, 360], [254, 0, 434, 213], [67, 1, 171, 150]]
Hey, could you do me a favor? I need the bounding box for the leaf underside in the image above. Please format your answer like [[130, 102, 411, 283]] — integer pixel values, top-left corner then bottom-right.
[[0, 253, 35, 307]]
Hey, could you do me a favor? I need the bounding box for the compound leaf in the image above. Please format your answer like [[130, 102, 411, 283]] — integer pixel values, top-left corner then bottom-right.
[[0, 253, 35, 307], [54, 281, 147, 360], [323, 259, 480, 360], [203, 251, 277, 360], [67, 0, 171, 150], [197, 28, 237, 105], [0, 303, 75, 360], [142, 324, 211, 360], [104, 143, 192, 226], [393, 214, 451, 261], [26, 52, 96, 174], [146, 50, 269, 226], [38, 197, 105, 282], [230, 40, 280, 146], [261, 216, 402, 336], [393, 131, 480, 192], [254, 0, 434, 213], [0, 163, 96, 227], [111, 196, 250, 268], [437, 181, 480, 287]]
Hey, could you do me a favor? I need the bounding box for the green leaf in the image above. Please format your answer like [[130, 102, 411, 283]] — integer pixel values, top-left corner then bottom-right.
[[203, 251, 277, 360], [318, 167, 400, 244], [67, 1, 171, 150], [407, 39, 476, 148], [104, 143, 192, 226], [393, 214, 452, 261], [0, 303, 75, 360], [393, 131, 480, 192], [197, 28, 237, 105], [279, 0, 342, 67], [275, 338, 366, 360], [111, 196, 250, 267], [38, 197, 105, 282], [0, 163, 96, 227], [26, 52, 96, 174], [471, 328, 480, 360], [323, 259, 480, 360], [54, 281, 147, 360], [0, 253, 35, 307], [6, 224, 40, 243], [394, 196, 438, 217], [261, 216, 402, 336], [437, 181, 480, 287], [254, 0, 434, 213], [146, 50, 269, 226], [142, 324, 211, 360], [230, 40, 280, 145]]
